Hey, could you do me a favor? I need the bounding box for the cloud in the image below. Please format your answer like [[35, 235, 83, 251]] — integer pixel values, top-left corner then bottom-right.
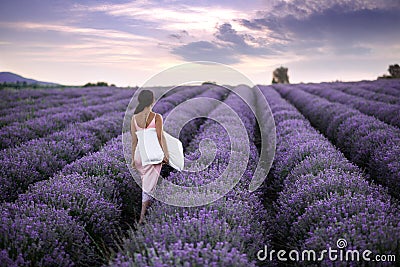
[[171, 23, 279, 64], [0, 21, 155, 42], [75, 0, 248, 34], [215, 23, 247, 46], [256, 0, 400, 20], [168, 30, 189, 41], [238, 0, 400, 56], [214, 23, 278, 56], [171, 41, 239, 64], [1, 0, 399, 85], [0, 20, 171, 67]]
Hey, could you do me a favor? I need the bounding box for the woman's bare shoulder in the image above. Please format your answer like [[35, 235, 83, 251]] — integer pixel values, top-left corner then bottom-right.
[[154, 113, 163, 123]]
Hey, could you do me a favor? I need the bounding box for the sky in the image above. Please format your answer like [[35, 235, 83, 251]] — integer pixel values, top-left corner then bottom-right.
[[0, 0, 399, 86]]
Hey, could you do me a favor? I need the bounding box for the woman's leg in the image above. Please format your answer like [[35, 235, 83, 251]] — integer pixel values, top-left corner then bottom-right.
[[139, 200, 151, 224], [139, 191, 152, 224], [138, 163, 161, 224]]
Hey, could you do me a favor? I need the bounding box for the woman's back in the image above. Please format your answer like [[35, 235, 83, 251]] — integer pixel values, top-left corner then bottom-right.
[[134, 112, 157, 130]]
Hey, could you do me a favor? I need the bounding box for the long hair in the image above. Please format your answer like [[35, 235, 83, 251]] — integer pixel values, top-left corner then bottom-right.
[[134, 90, 154, 114]]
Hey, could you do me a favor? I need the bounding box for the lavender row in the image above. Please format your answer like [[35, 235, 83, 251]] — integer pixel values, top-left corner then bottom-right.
[[55, 86, 210, 248], [0, 86, 121, 115], [0, 86, 209, 266], [0, 88, 133, 128], [0, 86, 123, 111], [0, 92, 80, 117], [0, 87, 63, 110], [108, 86, 268, 266], [0, 86, 84, 104], [119, 85, 206, 131], [355, 79, 400, 97], [163, 84, 229, 146], [0, 94, 132, 150], [0, 199, 100, 266], [0, 110, 127, 202], [292, 83, 400, 128], [152, 85, 207, 116], [275, 85, 400, 199], [119, 84, 229, 218], [321, 81, 400, 106], [61, 85, 213, 221], [260, 86, 400, 266]]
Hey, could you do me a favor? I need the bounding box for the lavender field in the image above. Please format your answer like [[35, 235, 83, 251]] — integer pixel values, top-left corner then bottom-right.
[[1, 79, 400, 266]]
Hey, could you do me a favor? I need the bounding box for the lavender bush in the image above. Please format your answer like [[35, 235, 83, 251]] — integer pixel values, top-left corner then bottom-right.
[[108, 85, 270, 266], [0, 111, 127, 202], [0, 200, 99, 266], [0, 88, 131, 128], [274, 85, 400, 199], [354, 79, 400, 97], [296, 83, 400, 128], [0, 86, 122, 114], [0, 86, 209, 266], [324, 82, 400, 105], [0, 97, 130, 149], [1, 81, 399, 266], [259, 86, 400, 266]]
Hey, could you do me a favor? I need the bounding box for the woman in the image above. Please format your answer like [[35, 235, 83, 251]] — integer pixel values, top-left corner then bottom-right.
[[131, 90, 169, 224]]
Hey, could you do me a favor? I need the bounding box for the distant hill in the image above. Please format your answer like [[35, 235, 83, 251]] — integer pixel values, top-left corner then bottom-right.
[[0, 72, 60, 86]]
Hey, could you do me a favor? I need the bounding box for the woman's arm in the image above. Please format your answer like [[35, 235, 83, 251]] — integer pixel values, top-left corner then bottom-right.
[[155, 113, 169, 163], [131, 116, 138, 167]]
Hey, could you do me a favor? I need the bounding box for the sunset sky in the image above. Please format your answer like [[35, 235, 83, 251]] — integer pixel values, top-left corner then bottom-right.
[[0, 0, 399, 86]]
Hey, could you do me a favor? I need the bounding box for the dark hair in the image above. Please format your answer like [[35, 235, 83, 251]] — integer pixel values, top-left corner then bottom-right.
[[134, 90, 154, 114]]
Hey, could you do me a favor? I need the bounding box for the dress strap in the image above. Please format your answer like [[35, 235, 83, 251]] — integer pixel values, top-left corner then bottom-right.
[[133, 113, 156, 130], [145, 113, 156, 128], [146, 113, 157, 128]]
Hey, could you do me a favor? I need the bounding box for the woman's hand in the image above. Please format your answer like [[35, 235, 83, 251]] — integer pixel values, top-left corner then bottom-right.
[[162, 155, 169, 165], [131, 159, 137, 169]]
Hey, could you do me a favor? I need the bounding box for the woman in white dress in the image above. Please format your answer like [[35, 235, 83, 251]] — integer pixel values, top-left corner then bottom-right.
[[131, 90, 169, 224]]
